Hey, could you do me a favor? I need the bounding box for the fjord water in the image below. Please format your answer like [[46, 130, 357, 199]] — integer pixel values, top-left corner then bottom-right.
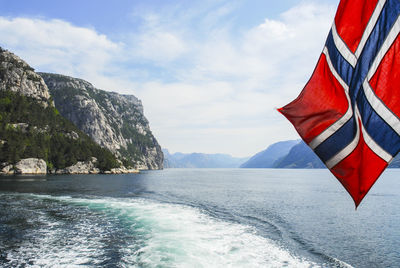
[[1, 169, 399, 267]]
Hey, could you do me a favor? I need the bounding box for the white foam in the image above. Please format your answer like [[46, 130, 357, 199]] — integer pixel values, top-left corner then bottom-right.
[[5, 206, 110, 267], [60, 196, 320, 267], [4, 194, 322, 267]]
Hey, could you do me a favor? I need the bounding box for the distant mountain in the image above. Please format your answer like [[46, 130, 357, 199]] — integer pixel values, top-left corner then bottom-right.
[[242, 138, 400, 169], [240, 140, 299, 168], [389, 154, 400, 168], [163, 149, 248, 168], [273, 141, 400, 169], [273, 141, 325, 168]]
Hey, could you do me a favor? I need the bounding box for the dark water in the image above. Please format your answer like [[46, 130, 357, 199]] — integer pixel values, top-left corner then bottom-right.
[[0, 169, 400, 267]]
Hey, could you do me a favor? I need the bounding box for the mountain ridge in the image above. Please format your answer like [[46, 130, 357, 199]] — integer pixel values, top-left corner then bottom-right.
[[163, 149, 248, 168], [240, 140, 299, 168], [244, 139, 400, 169]]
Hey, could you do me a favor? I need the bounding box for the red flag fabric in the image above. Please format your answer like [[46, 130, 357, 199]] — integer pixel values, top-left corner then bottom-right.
[[279, 0, 400, 207]]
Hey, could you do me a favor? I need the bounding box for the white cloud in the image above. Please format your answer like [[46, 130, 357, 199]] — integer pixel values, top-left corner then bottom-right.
[[0, 17, 120, 80], [0, 2, 336, 156], [134, 2, 335, 156], [135, 31, 187, 62]]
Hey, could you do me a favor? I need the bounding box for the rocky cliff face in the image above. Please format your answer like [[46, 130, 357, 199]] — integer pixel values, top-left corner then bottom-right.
[[0, 47, 51, 107], [39, 73, 163, 170], [0, 47, 125, 174]]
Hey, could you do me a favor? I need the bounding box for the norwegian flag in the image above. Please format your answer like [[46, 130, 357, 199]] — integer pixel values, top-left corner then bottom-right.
[[279, 0, 400, 207]]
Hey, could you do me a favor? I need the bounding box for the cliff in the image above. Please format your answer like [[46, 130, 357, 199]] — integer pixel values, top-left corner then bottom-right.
[[0, 47, 121, 174], [39, 73, 163, 170]]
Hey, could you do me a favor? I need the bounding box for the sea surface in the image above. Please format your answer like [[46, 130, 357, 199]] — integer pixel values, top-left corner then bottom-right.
[[0, 168, 400, 267]]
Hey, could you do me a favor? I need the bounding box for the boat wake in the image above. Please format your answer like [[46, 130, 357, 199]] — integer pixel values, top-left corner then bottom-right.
[[1, 193, 320, 267]]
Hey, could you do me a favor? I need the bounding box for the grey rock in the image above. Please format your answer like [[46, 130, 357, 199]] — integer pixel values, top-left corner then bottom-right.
[[39, 72, 163, 170], [89, 168, 101, 174], [110, 167, 139, 174], [0, 47, 51, 107], [14, 158, 47, 174], [7, 123, 51, 134], [64, 131, 79, 140], [10, 123, 29, 133], [33, 125, 50, 134], [0, 162, 14, 174], [57, 157, 98, 174]]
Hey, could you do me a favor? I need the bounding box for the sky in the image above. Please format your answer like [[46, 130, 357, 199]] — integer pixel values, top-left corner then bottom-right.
[[0, 0, 340, 157]]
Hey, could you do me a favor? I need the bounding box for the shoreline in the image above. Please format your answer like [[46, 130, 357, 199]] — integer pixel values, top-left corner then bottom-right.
[[0, 157, 141, 176]]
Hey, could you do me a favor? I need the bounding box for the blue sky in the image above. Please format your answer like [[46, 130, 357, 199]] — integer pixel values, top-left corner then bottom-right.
[[0, 0, 339, 157]]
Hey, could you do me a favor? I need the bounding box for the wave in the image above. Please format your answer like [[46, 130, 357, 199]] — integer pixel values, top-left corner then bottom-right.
[[2, 193, 319, 267]]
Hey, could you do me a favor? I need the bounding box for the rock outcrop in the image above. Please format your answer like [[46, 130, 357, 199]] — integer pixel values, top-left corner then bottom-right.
[[39, 73, 164, 170], [105, 167, 140, 174], [0, 47, 51, 106], [0, 163, 14, 175], [14, 158, 47, 174], [53, 157, 99, 174]]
